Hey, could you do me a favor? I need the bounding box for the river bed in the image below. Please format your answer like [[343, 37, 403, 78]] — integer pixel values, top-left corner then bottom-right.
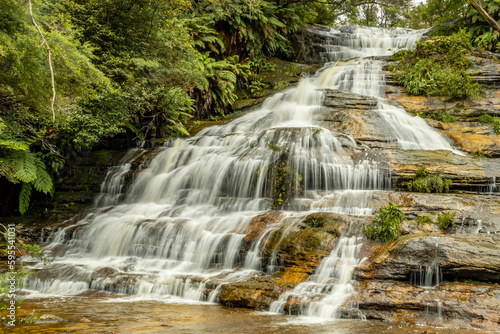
[[5, 297, 498, 334]]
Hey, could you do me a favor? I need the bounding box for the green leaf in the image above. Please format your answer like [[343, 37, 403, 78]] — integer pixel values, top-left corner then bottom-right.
[[12, 150, 37, 183], [19, 182, 32, 215], [34, 158, 53, 195], [0, 139, 29, 150]]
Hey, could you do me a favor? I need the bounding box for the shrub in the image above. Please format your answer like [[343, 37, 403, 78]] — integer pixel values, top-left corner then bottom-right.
[[493, 117, 500, 134], [479, 114, 494, 124], [435, 212, 456, 231], [391, 30, 482, 100], [406, 167, 452, 193], [363, 202, 406, 243]]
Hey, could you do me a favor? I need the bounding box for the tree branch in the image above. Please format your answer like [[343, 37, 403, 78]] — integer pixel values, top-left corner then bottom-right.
[[467, 0, 500, 32], [28, 0, 56, 123]]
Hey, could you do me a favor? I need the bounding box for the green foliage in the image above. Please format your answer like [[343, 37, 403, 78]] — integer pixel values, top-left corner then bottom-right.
[[478, 114, 500, 134], [391, 30, 482, 100], [467, 0, 500, 52], [408, 0, 467, 29], [363, 202, 406, 243], [415, 215, 433, 225], [417, 111, 458, 123], [267, 143, 282, 152], [18, 240, 50, 264], [493, 117, 500, 134], [479, 113, 494, 124], [305, 218, 324, 228], [406, 167, 453, 193], [267, 150, 303, 210], [435, 212, 456, 230]]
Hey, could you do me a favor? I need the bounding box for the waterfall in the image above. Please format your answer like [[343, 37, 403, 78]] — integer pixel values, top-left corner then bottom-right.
[[269, 235, 363, 318], [314, 25, 458, 152], [26, 71, 389, 300], [26, 24, 457, 323]]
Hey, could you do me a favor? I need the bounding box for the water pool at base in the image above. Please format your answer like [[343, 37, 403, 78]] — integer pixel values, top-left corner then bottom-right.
[[7, 298, 498, 334]]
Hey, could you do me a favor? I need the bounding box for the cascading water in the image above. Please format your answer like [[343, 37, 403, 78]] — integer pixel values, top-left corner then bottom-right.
[[314, 25, 458, 152], [26, 71, 389, 301], [26, 24, 458, 323]]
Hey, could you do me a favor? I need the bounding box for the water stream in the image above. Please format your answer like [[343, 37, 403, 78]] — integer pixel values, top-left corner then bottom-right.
[[25, 24, 460, 323]]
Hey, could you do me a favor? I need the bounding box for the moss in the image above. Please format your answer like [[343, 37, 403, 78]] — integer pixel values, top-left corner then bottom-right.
[[417, 111, 457, 123], [275, 228, 330, 256], [266, 149, 303, 210], [304, 217, 324, 228], [415, 215, 433, 225]]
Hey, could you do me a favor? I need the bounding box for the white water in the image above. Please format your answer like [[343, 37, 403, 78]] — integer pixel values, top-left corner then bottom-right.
[[26, 24, 458, 322], [26, 79, 388, 301], [269, 235, 363, 318]]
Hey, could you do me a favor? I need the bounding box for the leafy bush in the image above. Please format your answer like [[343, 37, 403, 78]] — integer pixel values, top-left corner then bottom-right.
[[479, 114, 500, 134], [391, 30, 482, 100], [435, 212, 456, 231], [406, 167, 452, 193], [363, 202, 406, 243], [493, 117, 500, 134], [479, 114, 494, 124]]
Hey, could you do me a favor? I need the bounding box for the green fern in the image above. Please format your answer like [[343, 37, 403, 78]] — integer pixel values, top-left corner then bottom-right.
[[19, 182, 32, 214], [12, 150, 37, 183], [0, 139, 30, 150], [34, 157, 54, 195]]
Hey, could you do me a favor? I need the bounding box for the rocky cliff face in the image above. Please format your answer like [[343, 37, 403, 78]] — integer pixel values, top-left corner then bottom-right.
[[212, 57, 500, 330], [14, 40, 500, 332]]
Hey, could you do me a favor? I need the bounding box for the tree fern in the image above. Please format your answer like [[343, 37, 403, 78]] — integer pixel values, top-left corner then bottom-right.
[[34, 156, 54, 195], [12, 150, 37, 183], [0, 139, 29, 150], [19, 182, 32, 215]]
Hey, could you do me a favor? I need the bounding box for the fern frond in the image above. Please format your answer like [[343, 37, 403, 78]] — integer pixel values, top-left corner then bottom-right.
[[12, 150, 37, 183], [0, 159, 15, 180], [0, 139, 30, 150], [34, 158, 54, 195], [19, 182, 33, 215]]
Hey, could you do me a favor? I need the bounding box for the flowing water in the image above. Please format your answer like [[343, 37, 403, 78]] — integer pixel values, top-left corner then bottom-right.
[[23, 24, 463, 328]]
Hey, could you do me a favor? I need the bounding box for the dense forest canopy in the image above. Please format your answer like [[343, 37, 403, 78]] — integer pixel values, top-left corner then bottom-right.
[[1, 0, 499, 216]]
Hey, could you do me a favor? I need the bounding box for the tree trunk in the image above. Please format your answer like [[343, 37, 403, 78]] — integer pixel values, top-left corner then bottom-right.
[[467, 0, 500, 32], [28, 0, 56, 122]]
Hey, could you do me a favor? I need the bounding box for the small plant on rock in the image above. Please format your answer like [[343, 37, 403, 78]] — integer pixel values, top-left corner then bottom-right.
[[435, 212, 456, 231], [479, 114, 494, 124], [305, 218, 324, 228], [363, 202, 406, 243], [415, 215, 433, 225], [406, 166, 453, 193]]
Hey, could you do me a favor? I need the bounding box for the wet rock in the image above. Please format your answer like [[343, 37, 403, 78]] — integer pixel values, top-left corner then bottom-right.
[[355, 281, 500, 331], [357, 235, 500, 283], [385, 56, 500, 157], [383, 149, 500, 192], [319, 90, 399, 149], [91, 267, 119, 279], [35, 314, 65, 324], [219, 276, 292, 309]]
